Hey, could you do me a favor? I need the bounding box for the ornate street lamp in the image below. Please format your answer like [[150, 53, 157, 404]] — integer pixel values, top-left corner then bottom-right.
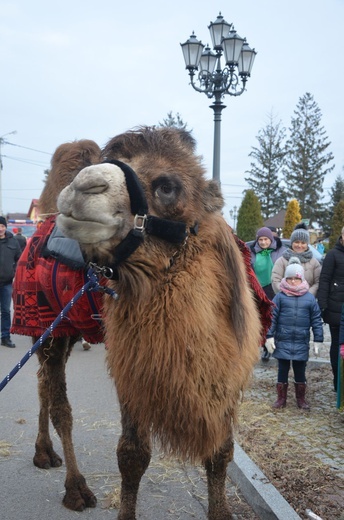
[[181, 13, 256, 184]]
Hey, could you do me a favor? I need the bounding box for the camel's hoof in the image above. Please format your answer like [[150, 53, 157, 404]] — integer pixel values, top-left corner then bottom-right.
[[63, 475, 97, 511], [33, 450, 62, 469]]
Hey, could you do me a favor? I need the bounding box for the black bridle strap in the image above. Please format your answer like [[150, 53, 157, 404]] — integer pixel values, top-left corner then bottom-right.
[[109, 229, 145, 268], [104, 159, 148, 215], [96, 160, 194, 277], [103, 159, 188, 244], [146, 215, 187, 244]]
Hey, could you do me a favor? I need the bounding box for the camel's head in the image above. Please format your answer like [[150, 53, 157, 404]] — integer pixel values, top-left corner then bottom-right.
[[57, 126, 224, 265]]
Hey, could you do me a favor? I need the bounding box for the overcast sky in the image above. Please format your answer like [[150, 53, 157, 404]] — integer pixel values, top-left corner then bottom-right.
[[1, 0, 343, 226]]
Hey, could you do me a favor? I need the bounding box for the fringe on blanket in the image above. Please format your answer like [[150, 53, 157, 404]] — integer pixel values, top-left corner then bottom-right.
[[232, 232, 273, 345]]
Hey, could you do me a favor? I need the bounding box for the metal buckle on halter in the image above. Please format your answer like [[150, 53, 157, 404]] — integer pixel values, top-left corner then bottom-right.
[[88, 262, 114, 279], [133, 214, 147, 232]]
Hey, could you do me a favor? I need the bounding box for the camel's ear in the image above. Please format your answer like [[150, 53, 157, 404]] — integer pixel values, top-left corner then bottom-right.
[[202, 180, 224, 213]]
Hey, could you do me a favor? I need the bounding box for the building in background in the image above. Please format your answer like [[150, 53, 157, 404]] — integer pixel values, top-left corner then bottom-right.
[[6, 199, 39, 238]]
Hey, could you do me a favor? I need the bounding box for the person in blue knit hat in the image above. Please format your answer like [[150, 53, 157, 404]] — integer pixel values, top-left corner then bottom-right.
[[266, 257, 323, 410]]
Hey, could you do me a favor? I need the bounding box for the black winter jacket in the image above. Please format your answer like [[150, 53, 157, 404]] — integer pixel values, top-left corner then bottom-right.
[[0, 231, 21, 286], [317, 238, 344, 327]]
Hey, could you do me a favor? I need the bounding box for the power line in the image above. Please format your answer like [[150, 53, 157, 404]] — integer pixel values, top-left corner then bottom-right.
[[221, 183, 249, 188], [3, 140, 51, 155], [3, 154, 49, 167], [3, 188, 42, 191]]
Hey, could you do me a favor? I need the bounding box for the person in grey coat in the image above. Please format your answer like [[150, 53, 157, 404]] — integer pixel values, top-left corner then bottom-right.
[[266, 257, 323, 410]]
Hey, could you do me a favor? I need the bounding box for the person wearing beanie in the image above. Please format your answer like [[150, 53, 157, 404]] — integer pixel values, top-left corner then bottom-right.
[[284, 257, 305, 280], [289, 226, 310, 246], [0, 216, 21, 348], [266, 257, 323, 410], [0, 216, 7, 228], [249, 226, 287, 361], [271, 222, 321, 297], [318, 225, 344, 393]]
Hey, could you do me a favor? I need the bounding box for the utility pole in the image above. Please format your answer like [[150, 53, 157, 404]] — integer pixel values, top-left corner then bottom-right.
[[0, 130, 17, 215]]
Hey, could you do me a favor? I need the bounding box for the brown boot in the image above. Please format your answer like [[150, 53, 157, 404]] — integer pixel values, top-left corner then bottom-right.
[[294, 382, 310, 410], [272, 383, 288, 408]]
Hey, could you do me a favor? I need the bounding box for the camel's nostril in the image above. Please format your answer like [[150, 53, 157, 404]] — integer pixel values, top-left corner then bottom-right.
[[73, 176, 109, 194], [82, 183, 109, 195]]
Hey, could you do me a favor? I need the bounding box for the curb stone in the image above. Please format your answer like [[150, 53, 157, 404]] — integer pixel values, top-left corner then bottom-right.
[[229, 442, 302, 520]]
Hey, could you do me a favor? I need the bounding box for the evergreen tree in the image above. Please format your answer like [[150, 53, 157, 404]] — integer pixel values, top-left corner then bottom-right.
[[330, 172, 344, 205], [329, 200, 344, 248], [245, 111, 286, 219], [283, 199, 302, 238], [283, 92, 334, 222], [159, 111, 188, 129], [320, 172, 344, 234], [236, 190, 263, 242]]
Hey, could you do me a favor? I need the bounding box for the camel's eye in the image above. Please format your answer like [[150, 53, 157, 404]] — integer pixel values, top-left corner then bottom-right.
[[152, 175, 182, 203], [158, 183, 173, 195]]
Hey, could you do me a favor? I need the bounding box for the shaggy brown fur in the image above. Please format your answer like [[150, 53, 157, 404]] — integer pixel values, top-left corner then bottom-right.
[[105, 213, 260, 460], [56, 126, 262, 519], [101, 129, 261, 461]]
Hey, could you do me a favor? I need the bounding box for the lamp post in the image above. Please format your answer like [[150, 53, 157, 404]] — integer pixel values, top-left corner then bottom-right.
[[229, 205, 238, 232], [181, 13, 256, 184], [0, 130, 17, 215]]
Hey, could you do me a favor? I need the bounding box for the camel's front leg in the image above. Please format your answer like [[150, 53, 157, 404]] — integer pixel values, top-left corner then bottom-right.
[[34, 336, 96, 511], [117, 406, 151, 520], [204, 433, 234, 520], [33, 341, 63, 469]]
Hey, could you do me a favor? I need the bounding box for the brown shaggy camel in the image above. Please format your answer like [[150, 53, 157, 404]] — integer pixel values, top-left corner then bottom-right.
[[11, 139, 104, 510], [55, 126, 263, 519]]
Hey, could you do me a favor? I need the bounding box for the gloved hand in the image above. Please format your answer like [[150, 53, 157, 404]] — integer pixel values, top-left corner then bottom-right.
[[340, 344, 344, 360], [320, 308, 327, 320], [314, 342, 322, 356], [265, 337, 276, 354]]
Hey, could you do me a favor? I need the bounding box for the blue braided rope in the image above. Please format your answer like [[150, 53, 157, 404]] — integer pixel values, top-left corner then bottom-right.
[[0, 268, 117, 393]]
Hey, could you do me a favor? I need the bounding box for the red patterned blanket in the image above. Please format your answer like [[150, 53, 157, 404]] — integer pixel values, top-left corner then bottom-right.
[[11, 217, 105, 344]]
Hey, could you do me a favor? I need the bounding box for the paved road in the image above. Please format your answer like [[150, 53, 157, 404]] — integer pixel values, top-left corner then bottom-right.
[[0, 334, 258, 520]]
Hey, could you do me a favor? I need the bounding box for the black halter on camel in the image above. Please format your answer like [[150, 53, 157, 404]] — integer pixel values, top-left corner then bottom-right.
[[94, 159, 198, 279]]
